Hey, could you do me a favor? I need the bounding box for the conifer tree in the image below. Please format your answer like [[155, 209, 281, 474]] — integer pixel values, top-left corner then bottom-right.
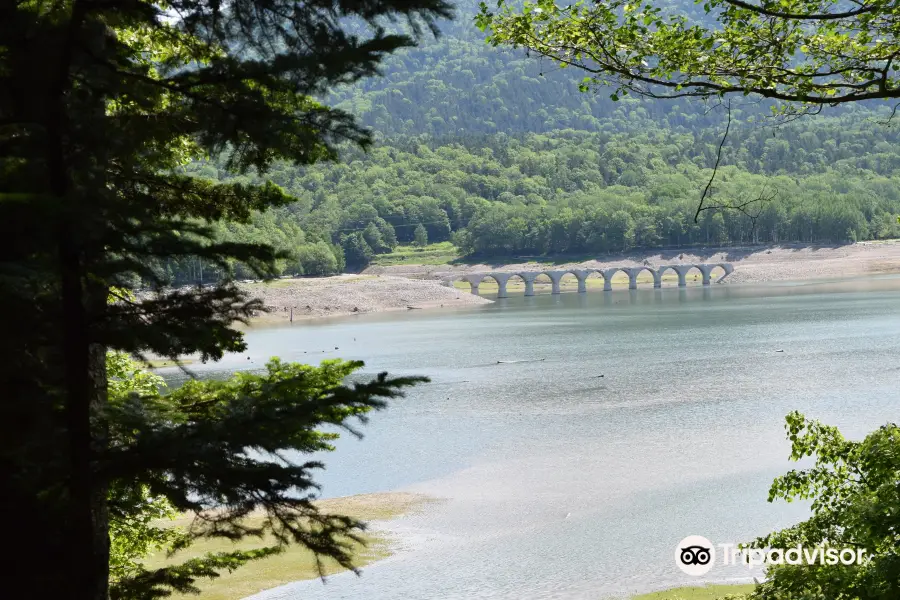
[[414, 223, 429, 247], [0, 0, 450, 597]]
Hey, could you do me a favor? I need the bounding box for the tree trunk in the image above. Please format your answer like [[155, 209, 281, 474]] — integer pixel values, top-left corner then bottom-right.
[[50, 5, 110, 594], [59, 228, 110, 600]]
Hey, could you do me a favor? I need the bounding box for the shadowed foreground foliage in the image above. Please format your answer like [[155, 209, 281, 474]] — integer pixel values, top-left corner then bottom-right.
[[0, 0, 448, 598], [105, 351, 426, 600]]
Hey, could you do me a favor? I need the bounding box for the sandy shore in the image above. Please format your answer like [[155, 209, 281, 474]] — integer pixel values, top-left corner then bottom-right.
[[243, 242, 900, 323], [150, 492, 434, 600], [240, 274, 491, 324]]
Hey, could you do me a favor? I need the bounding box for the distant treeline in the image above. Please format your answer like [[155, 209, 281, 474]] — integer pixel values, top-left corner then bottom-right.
[[139, 0, 900, 285], [155, 118, 900, 283]]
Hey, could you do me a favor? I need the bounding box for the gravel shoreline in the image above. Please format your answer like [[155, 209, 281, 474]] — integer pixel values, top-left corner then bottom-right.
[[240, 274, 491, 324], [243, 242, 900, 324]]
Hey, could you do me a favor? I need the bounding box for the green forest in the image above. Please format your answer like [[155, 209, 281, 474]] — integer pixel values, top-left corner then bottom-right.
[[176, 114, 900, 280], [134, 0, 900, 285]]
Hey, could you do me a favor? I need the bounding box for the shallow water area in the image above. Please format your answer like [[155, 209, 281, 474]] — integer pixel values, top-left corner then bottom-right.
[[161, 277, 900, 599]]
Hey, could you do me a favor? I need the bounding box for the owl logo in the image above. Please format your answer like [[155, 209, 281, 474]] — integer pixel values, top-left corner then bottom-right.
[[675, 535, 715, 575], [680, 545, 712, 566]]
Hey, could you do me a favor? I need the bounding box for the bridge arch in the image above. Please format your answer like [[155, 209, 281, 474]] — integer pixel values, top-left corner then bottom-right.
[[488, 272, 530, 298], [658, 265, 689, 287], [511, 272, 539, 296], [583, 269, 606, 291], [558, 269, 594, 293], [598, 267, 628, 291], [657, 265, 699, 287], [690, 264, 714, 286], [556, 271, 578, 294], [657, 264, 724, 287], [657, 265, 675, 278], [710, 263, 734, 283], [624, 266, 660, 289], [526, 272, 552, 294], [444, 273, 488, 295], [535, 270, 577, 295], [478, 273, 503, 296]]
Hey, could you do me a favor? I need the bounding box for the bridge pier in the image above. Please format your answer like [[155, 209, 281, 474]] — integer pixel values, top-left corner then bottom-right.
[[600, 268, 619, 291], [623, 267, 642, 290], [519, 272, 537, 296], [697, 264, 714, 286], [571, 269, 590, 293], [662, 265, 694, 287], [544, 270, 567, 294], [623, 267, 659, 289], [463, 274, 483, 295], [491, 273, 514, 298]]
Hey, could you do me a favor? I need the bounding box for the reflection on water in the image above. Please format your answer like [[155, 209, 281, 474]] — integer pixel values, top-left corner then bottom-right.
[[161, 278, 900, 599]]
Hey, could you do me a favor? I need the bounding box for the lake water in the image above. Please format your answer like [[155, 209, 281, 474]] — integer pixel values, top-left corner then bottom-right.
[[164, 277, 900, 599]]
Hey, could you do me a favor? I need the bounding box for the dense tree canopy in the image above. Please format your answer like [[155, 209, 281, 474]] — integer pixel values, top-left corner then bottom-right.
[[170, 116, 900, 278], [108, 1, 900, 283], [0, 0, 449, 598]]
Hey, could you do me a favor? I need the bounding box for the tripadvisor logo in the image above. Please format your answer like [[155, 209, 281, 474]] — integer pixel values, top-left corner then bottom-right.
[[676, 535, 716, 576], [675, 535, 868, 576]]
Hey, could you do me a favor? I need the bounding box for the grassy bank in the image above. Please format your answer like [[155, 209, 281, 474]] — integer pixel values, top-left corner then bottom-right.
[[370, 241, 461, 266], [632, 583, 754, 599], [142, 492, 432, 600]]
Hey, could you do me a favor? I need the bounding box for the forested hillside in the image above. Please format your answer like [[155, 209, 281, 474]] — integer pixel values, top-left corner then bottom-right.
[[164, 1, 900, 282]]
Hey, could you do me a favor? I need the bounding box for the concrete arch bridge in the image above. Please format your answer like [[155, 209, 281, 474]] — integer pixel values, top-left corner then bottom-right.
[[445, 264, 733, 297]]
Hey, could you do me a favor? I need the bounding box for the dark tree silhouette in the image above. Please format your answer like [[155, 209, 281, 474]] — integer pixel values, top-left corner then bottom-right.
[[0, 0, 450, 597]]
